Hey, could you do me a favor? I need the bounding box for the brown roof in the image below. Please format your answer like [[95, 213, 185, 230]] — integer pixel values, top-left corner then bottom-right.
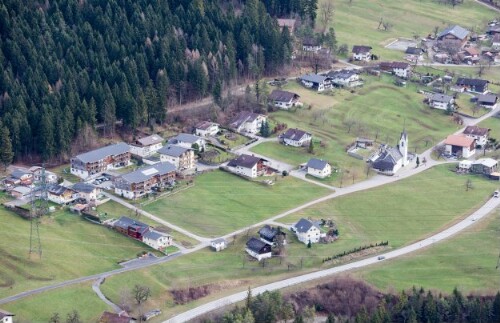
[[464, 47, 479, 56], [282, 128, 311, 141], [444, 134, 475, 147], [195, 121, 217, 130], [227, 154, 266, 169], [463, 125, 489, 136], [352, 45, 372, 54], [268, 90, 299, 102]]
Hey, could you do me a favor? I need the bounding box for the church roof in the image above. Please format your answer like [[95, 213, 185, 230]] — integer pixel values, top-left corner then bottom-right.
[[372, 146, 403, 171]]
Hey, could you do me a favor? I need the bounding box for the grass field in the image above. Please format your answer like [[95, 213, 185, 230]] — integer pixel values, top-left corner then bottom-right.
[[477, 117, 500, 160], [142, 170, 330, 237], [252, 75, 461, 186], [357, 207, 500, 293], [49, 164, 81, 183], [0, 207, 155, 298]]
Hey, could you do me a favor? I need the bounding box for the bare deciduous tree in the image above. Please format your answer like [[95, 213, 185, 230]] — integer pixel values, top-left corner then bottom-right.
[[319, 0, 335, 33], [133, 284, 151, 322]]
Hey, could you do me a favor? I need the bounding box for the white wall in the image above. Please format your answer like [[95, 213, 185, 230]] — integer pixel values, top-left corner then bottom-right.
[[307, 164, 331, 178], [296, 227, 321, 244], [245, 248, 272, 261], [228, 165, 257, 178]]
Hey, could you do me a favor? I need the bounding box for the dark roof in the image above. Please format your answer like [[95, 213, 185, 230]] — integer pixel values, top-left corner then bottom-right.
[[143, 229, 170, 240], [246, 237, 271, 254], [74, 142, 129, 164], [380, 61, 410, 70], [229, 112, 264, 129], [114, 216, 149, 231], [135, 134, 164, 146], [168, 133, 202, 145], [72, 182, 97, 193], [302, 37, 320, 47], [227, 154, 263, 169], [299, 74, 328, 84], [268, 90, 299, 102], [258, 225, 279, 242], [437, 25, 470, 40], [294, 218, 318, 233], [327, 69, 358, 79], [158, 145, 190, 157], [456, 78, 488, 87], [476, 93, 498, 104], [372, 146, 403, 171], [11, 169, 30, 179], [282, 128, 311, 142], [463, 125, 489, 136], [405, 47, 423, 55], [0, 309, 14, 319], [118, 162, 176, 184], [352, 45, 372, 54], [307, 158, 329, 170], [195, 121, 218, 130], [430, 93, 454, 103], [48, 184, 74, 196], [98, 311, 131, 323]]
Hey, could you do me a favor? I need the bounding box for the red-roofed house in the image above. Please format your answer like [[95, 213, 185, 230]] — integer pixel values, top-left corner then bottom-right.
[[444, 134, 476, 158]]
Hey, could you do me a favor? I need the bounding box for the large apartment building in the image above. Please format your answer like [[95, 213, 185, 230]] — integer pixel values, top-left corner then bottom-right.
[[114, 162, 176, 199], [70, 143, 131, 179]]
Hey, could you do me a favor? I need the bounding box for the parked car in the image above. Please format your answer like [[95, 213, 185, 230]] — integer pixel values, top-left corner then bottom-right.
[[494, 190, 499, 198]]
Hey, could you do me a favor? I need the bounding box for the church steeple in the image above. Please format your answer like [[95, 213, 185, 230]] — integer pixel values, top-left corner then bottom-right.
[[398, 128, 408, 166]]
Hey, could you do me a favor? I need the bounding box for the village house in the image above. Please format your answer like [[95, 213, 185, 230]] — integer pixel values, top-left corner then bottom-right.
[[492, 34, 500, 48], [258, 225, 286, 246], [463, 47, 480, 62], [291, 218, 322, 244], [70, 142, 131, 179], [47, 184, 77, 205], [379, 62, 412, 79], [10, 186, 31, 200], [405, 47, 424, 61], [455, 78, 489, 93], [299, 74, 331, 92], [158, 145, 195, 171], [471, 158, 498, 175], [352, 45, 372, 62], [4, 169, 33, 187], [327, 69, 363, 88], [437, 25, 470, 47], [195, 121, 220, 137], [302, 37, 321, 52], [0, 309, 14, 323], [227, 154, 268, 178], [29, 166, 58, 184], [98, 311, 133, 323], [371, 130, 409, 175], [229, 112, 267, 134], [277, 18, 296, 34], [306, 158, 332, 179], [142, 229, 172, 251], [211, 238, 228, 252], [245, 237, 272, 261], [71, 182, 101, 203], [114, 162, 176, 199], [129, 134, 164, 157], [168, 133, 206, 151], [281, 128, 312, 147], [112, 216, 149, 240], [429, 93, 455, 111], [462, 125, 490, 147], [475, 93, 498, 108], [268, 90, 301, 109], [443, 134, 476, 158]]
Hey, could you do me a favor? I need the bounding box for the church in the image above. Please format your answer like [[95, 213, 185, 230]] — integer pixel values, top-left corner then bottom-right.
[[371, 130, 409, 175]]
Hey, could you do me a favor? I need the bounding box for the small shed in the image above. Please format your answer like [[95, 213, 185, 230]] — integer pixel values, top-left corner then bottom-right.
[[211, 238, 228, 252], [458, 160, 472, 170]]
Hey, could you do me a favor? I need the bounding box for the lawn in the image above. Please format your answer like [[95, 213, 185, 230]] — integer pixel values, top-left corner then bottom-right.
[[49, 164, 81, 183], [216, 131, 251, 149], [356, 207, 500, 293], [252, 75, 461, 186], [477, 117, 500, 160], [2, 283, 111, 322], [455, 94, 490, 118], [142, 170, 330, 237], [0, 207, 155, 299], [199, 146, 236, 164]]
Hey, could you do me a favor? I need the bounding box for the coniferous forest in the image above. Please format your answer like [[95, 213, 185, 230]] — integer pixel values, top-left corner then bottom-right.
[[0, 0, 317, 161]]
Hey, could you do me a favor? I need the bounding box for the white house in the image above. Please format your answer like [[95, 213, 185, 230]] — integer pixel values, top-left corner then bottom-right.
[[211, 238, 228, 252], [0, 309, 14, 323], [129, 134, 164, 157], [168, 133, 206, 151], [371, 130, 409, 175], [227, 154, 267, 178], [306, 158, 332, 179], [302, 37, 321, 52], [327, 70, 363, 88], [71, 182, 101, 203], [379, 62, 412, 79], [195, 121, 220, 137], [229, 112, 267, 134], [352, 45, 372, 62], [245, 237, 272, 261], [268, 90, 301, 109], [462, 125, 489, 147], [142, 230, 172, 251], [429, 93, 455, 111], [444, 134, 476, 158], [158, 145, 195, 171], [47, 184, 78, 205], [291, 218, 322, 244], [281, 128, 312, 147], [299, 74, 331, 92]]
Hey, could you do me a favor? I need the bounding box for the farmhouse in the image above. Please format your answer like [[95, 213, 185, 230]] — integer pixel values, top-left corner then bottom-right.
[[245, 237, 272, 261], [277, 18, 296, 34], [327, 69, 363, 87], [299, 74, 331, 92], [379, 62, 412, 79], [114, 162, 176, 199], [437, 25, 469, 47], [444, 134, 476, 158], [112, 216, 149, 240], [158, 145, 195, 171], [455, 78, 489, 93], [352, 45, 372, 61], [471, 158, 498, 175], [195, 121, 219, 137], [291, 218, 322, 244], [227, 154, 268, 178], [71, 182, 100, 203], [47, 184, 77, 205], [168, 133, 206, 151], [306, 158, 332, 179], [10, 186, 31, 200], [129, 134, 164, 157], [476, 93, 498, 108], [142, 230, 172, 251], [429, 93, 455, 110], [4, 169, 33, 187], [229, 111, 267, 134], [281, 128, 312, 147], [211, 238, 228, 252], [70, 142, 131, 179], [258, 225, 286, 246], [0, 309, 14, 323], [371, 130, 409, 175], [268, 90, 301, 109], [302, 37, 321, 52], [462, 125, 489, 147]]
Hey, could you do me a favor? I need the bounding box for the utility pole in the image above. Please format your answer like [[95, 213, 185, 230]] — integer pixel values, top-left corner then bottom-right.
[[29, 165, 48, 259]]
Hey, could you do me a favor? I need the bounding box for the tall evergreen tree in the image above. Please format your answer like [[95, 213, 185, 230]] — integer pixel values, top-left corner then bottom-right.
[[0, 120, 14, 170]]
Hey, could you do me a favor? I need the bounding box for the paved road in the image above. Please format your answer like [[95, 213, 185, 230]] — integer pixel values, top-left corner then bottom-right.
[[166, 196, 500, 323], [92, 277, 123, 313], [233, 137, 295, 172]]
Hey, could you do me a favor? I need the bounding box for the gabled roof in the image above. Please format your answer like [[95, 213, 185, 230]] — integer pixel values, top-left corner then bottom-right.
[[444, 134, 475, 147], [230, 112, 265, 129], [246, 237, 271, 254], [118, 162, 176, 184], [282, 128, 311, 142], [302, 37, 320, 47], [464, 47, 479, 56], [0, 309, 14, 319], [11, 169, 31, 179], [135, 134, 164, 147], [405, 47, 423, 55], [74, 142, 130, 164], [372, 146, 403, 171], [114, 216, 149, 231], [227, 154, 263, 169], [327, 69, 358, 79], [380, 61, 410, 70], [168, 133, 202, 145], [352, 45, 372, 54], [430, 93, 454, 103], [158, 145, 190, 157], [437, 25, 470, 40], [456, 78, 488, 87], [299, 74, 328, 84], [143, 229, 170, 241], [268, 90, 299, 102], [294, 218, 318, 233], [473, 158, 498, 168], [211, 238, 227, 245], [72, 182, 97, 193], [48, 184, 75, 196], [195, 121, 218, 130], [258, 225, 279, 241], [476, 93, 498, 104], [12, 186, 31, 194], [307, 158, 329, 171], [463, 125, 489, 136]]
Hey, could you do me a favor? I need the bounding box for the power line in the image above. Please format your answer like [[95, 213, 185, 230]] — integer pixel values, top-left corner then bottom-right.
[[29, 165, 49, 259]]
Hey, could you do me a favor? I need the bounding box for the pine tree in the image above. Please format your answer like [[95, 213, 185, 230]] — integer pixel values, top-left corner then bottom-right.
[[308, 140, 314, 154], [0, 121, 14, 170], [492, 292, 500, 322]]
